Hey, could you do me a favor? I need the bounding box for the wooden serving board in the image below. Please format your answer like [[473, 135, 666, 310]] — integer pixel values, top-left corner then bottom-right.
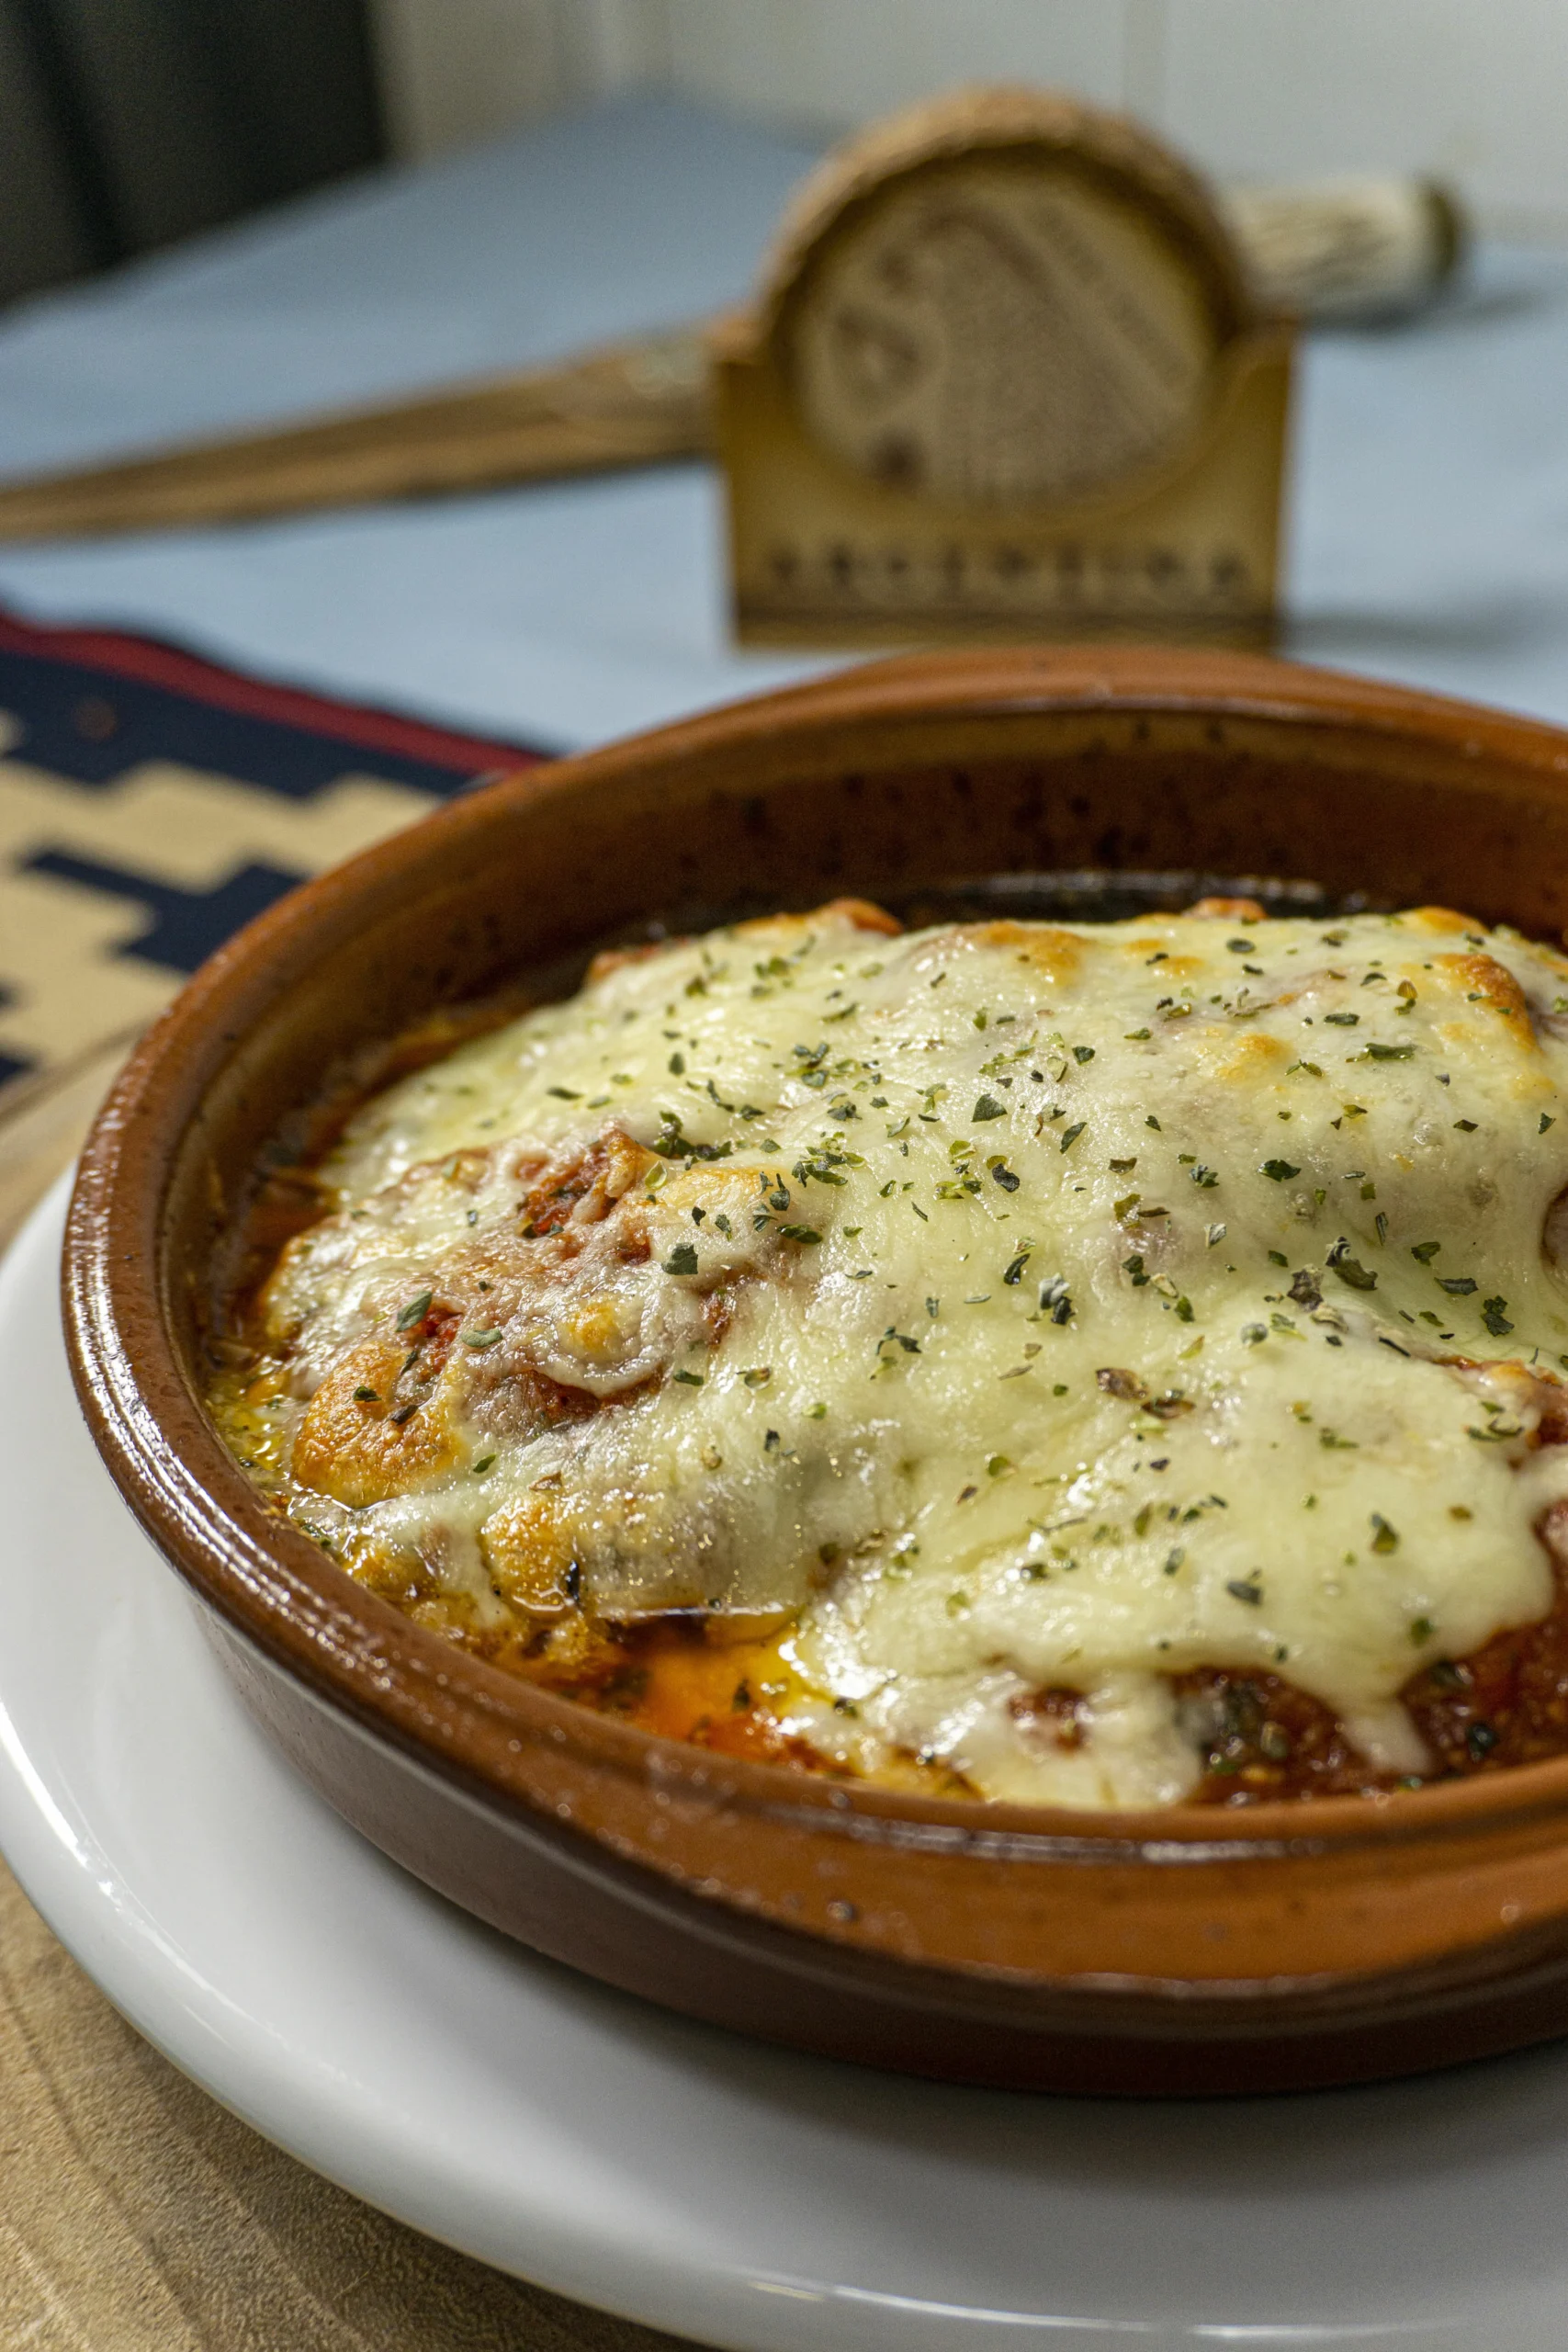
[[0, 1855, 687, 2352]]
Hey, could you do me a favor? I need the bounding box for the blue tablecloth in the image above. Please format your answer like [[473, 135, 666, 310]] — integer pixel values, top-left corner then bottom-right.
[[2, 94, 1567, 752]]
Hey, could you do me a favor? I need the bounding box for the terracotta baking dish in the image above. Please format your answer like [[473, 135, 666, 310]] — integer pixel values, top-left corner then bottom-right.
[[62, 646, 1568, 2097]]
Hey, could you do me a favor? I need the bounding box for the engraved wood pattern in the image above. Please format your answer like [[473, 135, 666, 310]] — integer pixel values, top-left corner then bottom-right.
[[716, 85, 1292, 649], [785, 155, 1218, 508]]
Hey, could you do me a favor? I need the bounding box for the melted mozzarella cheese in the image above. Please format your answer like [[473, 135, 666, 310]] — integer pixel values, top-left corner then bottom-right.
[[233, 901, 1568, 1807]]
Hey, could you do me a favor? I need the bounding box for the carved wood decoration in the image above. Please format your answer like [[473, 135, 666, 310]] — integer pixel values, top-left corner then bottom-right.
[[713, 87, 1293, 649]]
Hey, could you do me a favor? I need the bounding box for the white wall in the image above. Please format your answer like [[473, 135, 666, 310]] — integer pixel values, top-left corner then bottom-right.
[[368, 0, 1568, 238], [370, 0, 661, 159]]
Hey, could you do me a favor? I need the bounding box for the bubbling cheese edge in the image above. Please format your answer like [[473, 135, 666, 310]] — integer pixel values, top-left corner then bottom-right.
[[221, 901, 1568, 1809]]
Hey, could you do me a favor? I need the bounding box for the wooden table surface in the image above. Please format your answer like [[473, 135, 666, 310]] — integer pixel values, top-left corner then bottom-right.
[[0, 1090, 694, 2352]]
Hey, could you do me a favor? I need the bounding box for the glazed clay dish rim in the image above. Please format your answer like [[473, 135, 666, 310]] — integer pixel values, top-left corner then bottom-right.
[[61, 645, 1568, 1882]]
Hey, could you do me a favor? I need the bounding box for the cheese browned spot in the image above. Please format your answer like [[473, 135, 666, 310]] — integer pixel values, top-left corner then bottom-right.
[[293, 1332, 467, 1506], [479, 1488, 581, 1615], [1432, 952, 1537, 1046], [209, 898, 1568, 1810], [1184, 896, 1267, 922], [765, 895, 903, 937], [970, 921, 1084, 983]]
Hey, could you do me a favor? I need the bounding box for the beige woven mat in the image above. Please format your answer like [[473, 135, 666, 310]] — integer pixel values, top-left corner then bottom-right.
[[0, 1854, 692, 2351]]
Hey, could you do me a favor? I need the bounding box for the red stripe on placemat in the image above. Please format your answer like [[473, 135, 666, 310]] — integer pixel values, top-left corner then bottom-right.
[[0, 605, 547, 775]]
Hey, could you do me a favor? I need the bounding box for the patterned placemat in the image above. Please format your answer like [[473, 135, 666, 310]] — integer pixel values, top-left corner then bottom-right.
[[0, 602, 545, 1113]]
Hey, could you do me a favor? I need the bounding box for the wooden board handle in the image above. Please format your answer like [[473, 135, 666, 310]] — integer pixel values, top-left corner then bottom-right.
[[0, 175, 1461, 545], [0, 326, 714, 542]]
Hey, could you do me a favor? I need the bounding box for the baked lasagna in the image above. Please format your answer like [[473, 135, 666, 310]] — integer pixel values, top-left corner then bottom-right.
[[209, 897, 1568, 1808]]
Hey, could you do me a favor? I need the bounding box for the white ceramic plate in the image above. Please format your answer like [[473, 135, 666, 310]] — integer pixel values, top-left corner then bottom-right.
[[7, 1180, 1568, 2351]]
